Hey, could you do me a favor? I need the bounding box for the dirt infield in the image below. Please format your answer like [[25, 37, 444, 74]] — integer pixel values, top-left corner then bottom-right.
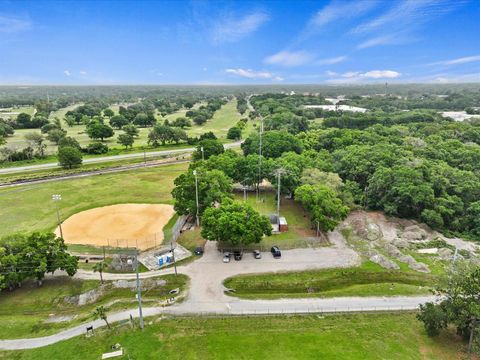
[[56, 204, 175, 250]]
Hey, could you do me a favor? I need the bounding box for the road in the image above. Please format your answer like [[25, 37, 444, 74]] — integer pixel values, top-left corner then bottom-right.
[[0, 141, 242, 175], [0, 232, 437, 350]]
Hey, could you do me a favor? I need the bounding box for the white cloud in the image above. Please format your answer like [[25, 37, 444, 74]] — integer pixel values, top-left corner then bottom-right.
[[264, 51, 313, 67], [63, 70, 71, 76], [211, 11, 269, 44], [429, 73, 480, 83], [430, 55, 480, 66], [309, 1, 377, 30], [0, 15, 32, 33], [328, 69, 401, 83], [326, 70, 337, 76], [352, 1, 465, 49], [363, 70, 400, 79], [225, 68, 282, 81], [357, 34, 400, 49], [316, 55, 347, 66], [351, 0, 459, 34], [79, 71, 87, 75]]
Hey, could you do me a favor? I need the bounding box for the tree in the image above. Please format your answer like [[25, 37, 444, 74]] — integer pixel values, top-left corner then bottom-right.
[[86, 122, 114, 141], [133, 112, 155, 127], [172, 168, 232, 217], [201, 199, 271, 246], [227, 126, 242, 140], [58, 136, 81, 150], [417, 263, 480, 352], [241, 130, 303, 158], [58, 146, 83, 169], [193, 114, 207, 125], [192, 139, 224, 161], [16, 113, 31, 128], [117, 133, 134, 149], [172, 127, 188, 144], [0, 232, 78, 288], [24, 132, 46, 157], [64, 115, 76, 127], [93, 306, 110, 329], [123, 124, 139, 137], [148, 125, 174, 146], [295, 183, 349, 232], [103, 108, 114, 118], [46, 129, 67, 144], [109, 115, 129, 129], [85, 142, 109, 154], [93, 261, 108, 283], [172, 117, 191, 128]]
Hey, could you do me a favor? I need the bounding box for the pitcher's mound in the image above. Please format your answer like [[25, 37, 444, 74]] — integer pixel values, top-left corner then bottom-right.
[[56, 204, 175, 250]]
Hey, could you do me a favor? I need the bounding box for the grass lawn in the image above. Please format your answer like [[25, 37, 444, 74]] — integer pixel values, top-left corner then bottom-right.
[[0, 274, 188, 339], [224, 261, 437, 299], [0, 313, 468, 359], [0, 162, 187, 237], [234, 190, 322, 249]]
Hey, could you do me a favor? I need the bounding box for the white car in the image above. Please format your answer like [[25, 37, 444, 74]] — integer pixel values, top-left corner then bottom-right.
[[223, 252, 231, 263]]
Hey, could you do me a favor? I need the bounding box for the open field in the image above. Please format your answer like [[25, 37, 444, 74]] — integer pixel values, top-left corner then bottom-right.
[[0, 274, 187, 339], [234, 190, 321, 249], [57, 204, 175, 250], [224, 260, 437, 299], [0, 313, 468, 359], [0, 162, 187, 237]]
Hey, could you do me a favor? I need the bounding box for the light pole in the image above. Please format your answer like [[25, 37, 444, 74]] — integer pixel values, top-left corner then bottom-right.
[[193, 170, 200, 227], [52, 194, 63, 238], [200, 146, 204, 161], [134, 250, 144, 329]]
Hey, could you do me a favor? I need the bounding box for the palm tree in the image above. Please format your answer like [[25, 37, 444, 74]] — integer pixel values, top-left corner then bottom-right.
[[93, 261, 107, 283], [93, 306, 110, 329]]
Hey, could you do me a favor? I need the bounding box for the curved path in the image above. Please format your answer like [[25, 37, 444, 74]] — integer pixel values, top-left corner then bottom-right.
[[0, 233, 436, 350]]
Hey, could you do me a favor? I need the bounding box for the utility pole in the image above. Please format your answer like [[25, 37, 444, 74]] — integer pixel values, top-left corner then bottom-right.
[[257, 118, 263, 202], [134, 249, 144, 329], [277, 170, 281, 217], [193, 170, 200, 227], [170, 241, 177, 276], [201, 146, 204, 161], [468, 318, 478, 354], [52, 194, 63, 238]]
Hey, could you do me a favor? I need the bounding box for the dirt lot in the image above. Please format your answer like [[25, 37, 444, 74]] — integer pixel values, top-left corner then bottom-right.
[[56, 204, 175, 250]]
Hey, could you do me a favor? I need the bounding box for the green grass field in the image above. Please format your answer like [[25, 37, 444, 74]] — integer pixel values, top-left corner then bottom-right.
[[224, 261, 437, 299], [233, 190, 322, 249], [0, 274, 187, 339], [0, 162, 187, 237], [0, 313, 467, 359]]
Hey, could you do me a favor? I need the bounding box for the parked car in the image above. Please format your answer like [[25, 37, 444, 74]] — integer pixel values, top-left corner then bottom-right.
[[271, 246, 281, 258], [194, 246, 204, 256], [253, 250, 262, 259], [234, 250, 243, 261], [223, 252, 231, 263]]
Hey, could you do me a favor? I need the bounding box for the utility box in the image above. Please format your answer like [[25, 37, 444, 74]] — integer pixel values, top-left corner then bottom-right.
[[279, 217, 288, 232]]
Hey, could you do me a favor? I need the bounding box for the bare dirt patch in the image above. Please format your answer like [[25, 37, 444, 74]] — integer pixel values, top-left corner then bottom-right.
[[56, 204, 175, 250]]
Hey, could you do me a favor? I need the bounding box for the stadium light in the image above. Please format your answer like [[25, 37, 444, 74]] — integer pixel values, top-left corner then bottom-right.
[[52, 194, 64, 238]]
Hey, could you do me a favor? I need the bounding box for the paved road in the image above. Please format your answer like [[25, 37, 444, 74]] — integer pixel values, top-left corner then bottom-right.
[[0, 159, 190, 189], [0, 233, 436, 350], [0, 141, 242, 175]]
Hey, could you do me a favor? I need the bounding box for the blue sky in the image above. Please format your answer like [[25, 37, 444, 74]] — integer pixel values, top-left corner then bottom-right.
[[0, 0, 479, 84]]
